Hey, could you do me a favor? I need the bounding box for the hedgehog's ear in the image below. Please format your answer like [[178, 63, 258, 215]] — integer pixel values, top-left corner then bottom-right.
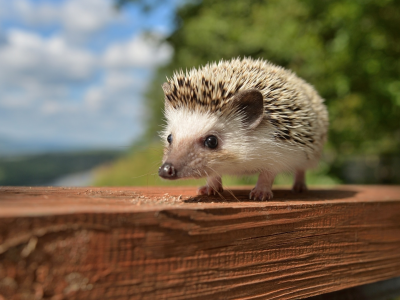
[[231, 89, 264, 129]]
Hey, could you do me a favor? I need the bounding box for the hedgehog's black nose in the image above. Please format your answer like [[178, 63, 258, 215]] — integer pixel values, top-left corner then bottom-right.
[[158, 162, 177, 179]]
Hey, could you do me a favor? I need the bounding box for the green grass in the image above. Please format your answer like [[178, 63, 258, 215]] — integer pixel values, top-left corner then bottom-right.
[[93, 143, 341, 187]]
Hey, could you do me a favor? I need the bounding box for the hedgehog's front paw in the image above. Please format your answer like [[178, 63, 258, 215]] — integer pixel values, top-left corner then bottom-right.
[[292, 181, 308, 193], [249, 187, 273, 201], [198, 185, 223, 196]]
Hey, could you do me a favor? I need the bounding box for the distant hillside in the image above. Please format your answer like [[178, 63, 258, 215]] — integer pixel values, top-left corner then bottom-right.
[[0, 135, 108, 157], [0, 150, 121, 186]]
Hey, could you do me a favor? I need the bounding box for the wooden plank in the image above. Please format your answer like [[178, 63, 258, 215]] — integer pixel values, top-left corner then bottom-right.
[[0, 185, 400, 300]]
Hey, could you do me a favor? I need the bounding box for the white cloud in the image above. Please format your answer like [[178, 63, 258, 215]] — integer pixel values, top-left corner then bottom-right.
[[0, 0, 174, 150], [0, 29, 96, 91], [103, 34, 173, 68], [0, 28, 6, 46], [0, 29, 157, 146], [85, 70, 146, 113], [11, 0, 60, 26], [0, 0, 120, 39], [62, 0, 119, 36]]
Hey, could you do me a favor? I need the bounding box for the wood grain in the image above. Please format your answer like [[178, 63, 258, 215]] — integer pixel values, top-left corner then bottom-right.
[[0, 185, 400, 299]]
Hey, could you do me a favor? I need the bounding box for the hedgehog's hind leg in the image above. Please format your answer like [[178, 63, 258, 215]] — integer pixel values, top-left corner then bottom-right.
[[292, 170, 308, 192], [249, 170, 275, 201], [198, 176, 223, 196]]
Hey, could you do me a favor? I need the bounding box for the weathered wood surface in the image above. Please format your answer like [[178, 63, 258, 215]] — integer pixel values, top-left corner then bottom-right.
[[0, 185, 400, 300]]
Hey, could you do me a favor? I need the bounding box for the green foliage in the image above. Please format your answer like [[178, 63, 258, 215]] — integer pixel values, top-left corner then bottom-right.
[[102, 0, 400, 186], [146, 0, 400, 156]]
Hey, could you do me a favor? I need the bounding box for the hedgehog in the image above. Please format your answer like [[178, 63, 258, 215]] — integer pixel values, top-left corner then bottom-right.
[[158, 57, 328, 200]]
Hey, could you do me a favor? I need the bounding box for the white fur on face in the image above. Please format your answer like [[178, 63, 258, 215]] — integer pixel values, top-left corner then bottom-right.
[[164, 107, 222, 146], [161, 107, 223, 178], [161, 106, 322, 179]]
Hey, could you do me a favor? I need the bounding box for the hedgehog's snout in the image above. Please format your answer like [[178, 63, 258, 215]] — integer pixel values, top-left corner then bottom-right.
[[158, 162, 177, 179]]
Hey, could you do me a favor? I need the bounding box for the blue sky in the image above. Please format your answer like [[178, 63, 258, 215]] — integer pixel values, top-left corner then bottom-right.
[[0, 0, 176, 152]]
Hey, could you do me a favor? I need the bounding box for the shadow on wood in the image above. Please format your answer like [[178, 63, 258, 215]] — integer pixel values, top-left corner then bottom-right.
[[185, 189, 359, 203], [307, 276, 400, 300]]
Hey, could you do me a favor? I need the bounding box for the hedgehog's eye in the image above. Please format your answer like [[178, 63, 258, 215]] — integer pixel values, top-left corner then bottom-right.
[[204, 135, 218, 149], [167, 134, 172, 144]]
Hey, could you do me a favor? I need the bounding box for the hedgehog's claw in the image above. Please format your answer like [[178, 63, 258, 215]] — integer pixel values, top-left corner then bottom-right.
[[198, 176, 223, 196], [249, 187, 273, 201], [250, 171, 275, 201], [198, 185, 223, 196]]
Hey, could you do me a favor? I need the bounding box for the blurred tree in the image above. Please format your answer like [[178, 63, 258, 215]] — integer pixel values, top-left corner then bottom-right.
[[140, 0, 400, 155], [110, 0, 400, 184]]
